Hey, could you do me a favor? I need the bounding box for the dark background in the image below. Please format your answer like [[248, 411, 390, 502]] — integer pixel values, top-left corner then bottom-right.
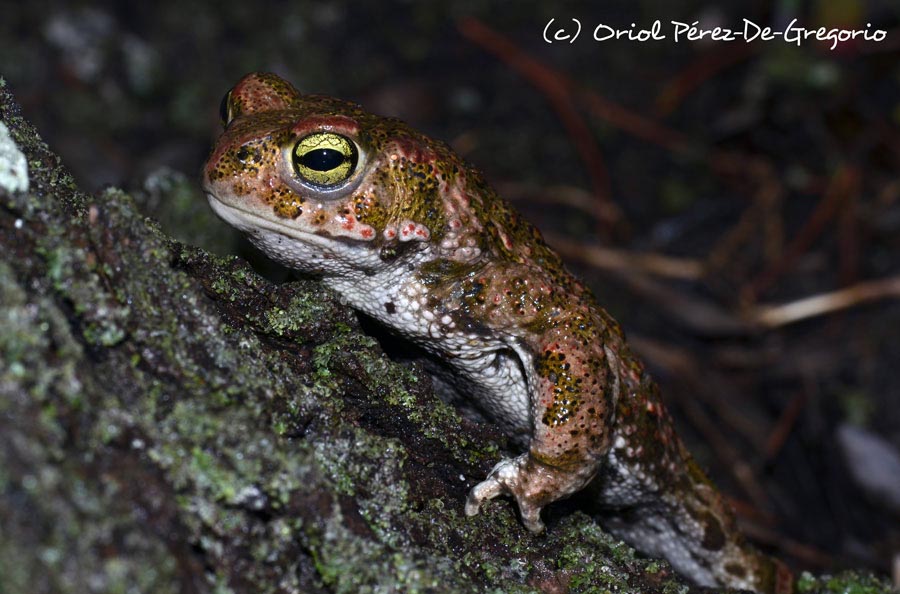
[[3, 0, 899, 581]]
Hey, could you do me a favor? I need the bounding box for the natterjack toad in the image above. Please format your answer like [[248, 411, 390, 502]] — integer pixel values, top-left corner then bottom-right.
[[203, 73, 792, 593]]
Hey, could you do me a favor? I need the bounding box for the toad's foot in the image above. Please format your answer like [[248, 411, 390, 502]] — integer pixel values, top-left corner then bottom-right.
[[465, 453, 598, 533]]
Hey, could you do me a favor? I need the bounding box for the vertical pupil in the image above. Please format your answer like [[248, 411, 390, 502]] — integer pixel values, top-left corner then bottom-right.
[[300, 148, 345, 171]]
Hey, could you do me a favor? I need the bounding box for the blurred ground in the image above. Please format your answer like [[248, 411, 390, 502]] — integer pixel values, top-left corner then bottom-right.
[[2, 0, 899, 583]]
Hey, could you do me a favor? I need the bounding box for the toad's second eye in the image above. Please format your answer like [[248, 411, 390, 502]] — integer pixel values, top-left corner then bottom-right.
[[292, 133, 358, 187], [219, 90, 234, 126]]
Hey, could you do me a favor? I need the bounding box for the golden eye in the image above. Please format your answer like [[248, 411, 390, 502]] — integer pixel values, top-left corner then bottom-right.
[[219, 90, 234, 126], [292, 133, 358, 187]]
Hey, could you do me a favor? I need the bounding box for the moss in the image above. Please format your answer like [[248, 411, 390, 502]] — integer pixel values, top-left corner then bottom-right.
[[796, 571, 893, 594]]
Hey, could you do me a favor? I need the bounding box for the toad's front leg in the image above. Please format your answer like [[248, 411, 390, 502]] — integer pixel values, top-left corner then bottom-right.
[[465, 451, 602, 532], [465, 313, 620, 532]]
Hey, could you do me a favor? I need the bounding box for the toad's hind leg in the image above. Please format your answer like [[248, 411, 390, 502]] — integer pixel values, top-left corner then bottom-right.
[[593, 377, 793, 594]]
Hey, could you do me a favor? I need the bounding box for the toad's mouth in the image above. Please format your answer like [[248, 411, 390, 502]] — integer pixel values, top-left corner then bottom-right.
[[205, 193, 373, 247]]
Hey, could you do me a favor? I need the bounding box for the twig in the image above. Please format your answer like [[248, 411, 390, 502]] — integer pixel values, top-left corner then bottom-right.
[[706, 153, 786, 274], [751, 275, 900, 328], [630, 335, 768, 451], [544, 232, 704, 280], [764, 389, 808, 461], [728, 496, 777, 527], [743, 165, 860, 303], [739, 521, 835, 568], [551, 228, 900, 333], [498, 182, 598, 219], [838, 184, 859, 286], [655, 43, 758, 117], [577, 89, 692, 154]]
